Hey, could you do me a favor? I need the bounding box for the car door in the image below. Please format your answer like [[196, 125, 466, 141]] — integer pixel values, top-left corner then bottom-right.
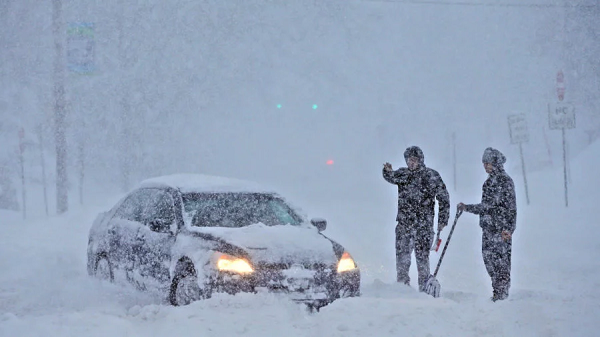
[[107, 189, 148, 284], [134, 188, 178, 291]]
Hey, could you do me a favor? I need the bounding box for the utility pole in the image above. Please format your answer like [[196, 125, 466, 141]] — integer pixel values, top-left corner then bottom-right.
[[53, 0, 68, 213], [78, 128, 85, 205], [562, 128, 568, 206], [117, 0, 131, 192], [37, 125, 49, 216], [518, 142, 530, 205], [452, 132, 456, 192], [18, 128, 26, 219]]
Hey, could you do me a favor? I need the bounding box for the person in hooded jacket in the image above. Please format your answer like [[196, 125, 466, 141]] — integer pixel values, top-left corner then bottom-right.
[[383, 146, 450, 291], [458, 147, 516, 302]]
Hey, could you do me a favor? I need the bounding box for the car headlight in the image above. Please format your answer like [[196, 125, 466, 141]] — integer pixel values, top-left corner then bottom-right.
[[337, 252, 357, 273], [216, 253, 254, 274]]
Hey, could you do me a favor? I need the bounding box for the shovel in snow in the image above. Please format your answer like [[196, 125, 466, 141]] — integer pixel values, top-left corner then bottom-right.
[[423, 208, 463, 298]]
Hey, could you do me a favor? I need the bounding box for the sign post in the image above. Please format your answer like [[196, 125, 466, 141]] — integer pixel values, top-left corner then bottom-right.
[[37, 125, 49, 216], [18, 128, 26, 219], [452, 132, 456, 192], [549, 70, 575, 207], [507, 113, 530, 205], [67, 22, 94, 205]]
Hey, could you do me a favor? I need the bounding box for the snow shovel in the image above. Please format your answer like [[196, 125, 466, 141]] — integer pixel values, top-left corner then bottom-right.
[[423, 208, 463, 298]]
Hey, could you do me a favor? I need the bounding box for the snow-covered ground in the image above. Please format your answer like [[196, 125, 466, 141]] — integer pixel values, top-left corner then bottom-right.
[[1, 142, 599, 337]]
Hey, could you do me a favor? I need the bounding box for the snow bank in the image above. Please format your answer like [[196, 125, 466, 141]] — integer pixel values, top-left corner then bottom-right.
[[1, 141, 599, 336]]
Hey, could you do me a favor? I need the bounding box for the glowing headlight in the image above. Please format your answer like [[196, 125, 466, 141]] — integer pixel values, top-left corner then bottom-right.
[[337, 252, 357, 273], [216, 254, 254, 274]]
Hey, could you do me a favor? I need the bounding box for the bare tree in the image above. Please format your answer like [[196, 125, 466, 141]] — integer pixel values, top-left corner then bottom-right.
[[53, 0, 68, 213]]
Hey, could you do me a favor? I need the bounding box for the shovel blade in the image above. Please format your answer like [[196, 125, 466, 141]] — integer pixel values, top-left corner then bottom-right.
[[423, 275, 441, 298]]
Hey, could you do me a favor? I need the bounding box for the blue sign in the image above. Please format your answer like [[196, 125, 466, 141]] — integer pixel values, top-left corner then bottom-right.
[[67, 22, 95, 75]]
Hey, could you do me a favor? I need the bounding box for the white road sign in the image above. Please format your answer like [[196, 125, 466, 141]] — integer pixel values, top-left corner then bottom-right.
[[548, 102, 575, 130], [507, 113, 529, 144]]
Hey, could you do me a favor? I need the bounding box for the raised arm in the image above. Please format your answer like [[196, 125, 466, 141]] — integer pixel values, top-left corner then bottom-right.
[[382, 166, 406, 185]]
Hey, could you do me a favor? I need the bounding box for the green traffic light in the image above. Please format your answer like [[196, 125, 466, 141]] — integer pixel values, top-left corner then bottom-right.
[[312, 104, 318, 110], [277, 104, 282, 109]]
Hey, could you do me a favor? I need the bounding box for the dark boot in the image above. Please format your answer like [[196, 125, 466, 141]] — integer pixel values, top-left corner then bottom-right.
[[491, 288, 508, 302], [397, 275, 410, 286], [496, 287, 509, 300]]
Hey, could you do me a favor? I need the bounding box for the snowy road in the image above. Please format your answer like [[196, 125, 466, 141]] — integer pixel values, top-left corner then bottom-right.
[[1, 144, 599, 337]]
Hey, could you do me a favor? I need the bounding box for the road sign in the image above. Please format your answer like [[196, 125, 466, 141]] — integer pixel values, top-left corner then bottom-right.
[[507, 114, 530, 204], [507, 113, 529, 144], [548, 102, 575, 130], [67, 22, 95, 75], [550, 71, 574, 207]]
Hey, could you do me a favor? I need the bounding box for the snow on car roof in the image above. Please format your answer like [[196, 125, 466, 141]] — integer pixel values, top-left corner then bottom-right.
[[137, 173, 277, 194]]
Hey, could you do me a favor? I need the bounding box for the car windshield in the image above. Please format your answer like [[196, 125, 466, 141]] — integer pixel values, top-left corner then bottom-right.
[[182, 192, 303, 228]]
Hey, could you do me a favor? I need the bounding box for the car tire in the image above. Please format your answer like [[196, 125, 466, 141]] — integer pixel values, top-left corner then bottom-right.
[[169, 262, 208, 306], [94, 254, 114, 282]]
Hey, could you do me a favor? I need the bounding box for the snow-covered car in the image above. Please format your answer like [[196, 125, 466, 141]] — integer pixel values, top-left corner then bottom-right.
[[87, 174, 360, 308]]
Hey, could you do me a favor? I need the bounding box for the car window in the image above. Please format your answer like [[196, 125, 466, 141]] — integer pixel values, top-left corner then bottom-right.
[[140, 189, 175, 233], [114, 189, 175, 233], [268, 199, 298, 225], [182, 193, 302, 228], [114, 190, 146, 222]]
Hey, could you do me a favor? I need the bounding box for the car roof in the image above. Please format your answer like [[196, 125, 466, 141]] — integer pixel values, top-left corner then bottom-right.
[[136, 173, 277, 194]]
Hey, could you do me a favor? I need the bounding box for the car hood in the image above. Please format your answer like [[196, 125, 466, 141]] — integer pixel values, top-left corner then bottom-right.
[[188, 223, 339, 266]]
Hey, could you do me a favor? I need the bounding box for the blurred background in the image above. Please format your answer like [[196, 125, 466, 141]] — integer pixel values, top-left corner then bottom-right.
[[0, 0, 598, 221]]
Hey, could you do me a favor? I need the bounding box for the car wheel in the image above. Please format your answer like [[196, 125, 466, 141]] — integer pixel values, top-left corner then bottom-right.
[[94, 254, 114, 282], [169, 262, 206, 306]]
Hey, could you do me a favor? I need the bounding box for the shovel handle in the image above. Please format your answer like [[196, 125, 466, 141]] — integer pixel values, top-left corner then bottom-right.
[[434, 237, 442, 252], [432, 232, 442, 252], [432, 208, 463, 277]]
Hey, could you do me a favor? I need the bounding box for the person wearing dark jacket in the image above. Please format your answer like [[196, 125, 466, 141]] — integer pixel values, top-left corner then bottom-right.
[[383, 146, 450, 291], [458, 147, 516, 302]]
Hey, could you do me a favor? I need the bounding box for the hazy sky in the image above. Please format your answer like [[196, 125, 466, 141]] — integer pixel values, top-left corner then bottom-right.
[[1, 0, 597, 207]]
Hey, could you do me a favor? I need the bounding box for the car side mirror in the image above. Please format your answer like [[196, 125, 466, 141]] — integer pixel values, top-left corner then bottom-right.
[[310, 218, 327, 232], [169, 221, 178, 236]]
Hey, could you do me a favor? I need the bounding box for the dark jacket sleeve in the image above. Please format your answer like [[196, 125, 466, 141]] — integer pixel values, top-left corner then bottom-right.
[[383, 167, 403, 185], [430, 170, 450, 228], [465, 174, 517, 233], [500, 176, 517, 233], [464, 177, 495, 215], [464, 203, 484, 215]]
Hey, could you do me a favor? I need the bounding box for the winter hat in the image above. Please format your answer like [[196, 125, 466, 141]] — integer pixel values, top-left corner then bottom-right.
[[482, 147, 506, 167], [404, 146, 424, 164]]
